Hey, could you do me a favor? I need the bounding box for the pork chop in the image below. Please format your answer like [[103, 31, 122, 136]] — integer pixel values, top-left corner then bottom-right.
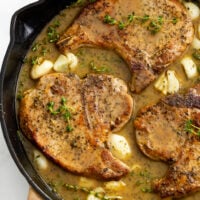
[[19, 73, 133, 180], [134, 84, 200, 198], [57, 0, 194, 93]]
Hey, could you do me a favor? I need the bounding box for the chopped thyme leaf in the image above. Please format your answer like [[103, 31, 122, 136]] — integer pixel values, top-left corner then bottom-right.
[[61, 97, 67, 104], [172, 17, 178, 24], [141, 187, 153, 193], [185, 119, 200, 136], [53, 20, 60, 28], [30, 56, 41, 66], [147, 20, 162, 34], [47, 101, 60, 115], [140, 14, 150, 23], [128, 13, 134, 23], [135, 180, 143, 186], [157, 16, 164, 25], [31, 42, 41, 52], [130, 169, 154, 194], [41, 47, 49, 56], [118, 21, 126, 30], [104, 15, 117, 25], [63, 110, 72, 121], [66, 125, 73, 132], [90, 61, 110, 73]]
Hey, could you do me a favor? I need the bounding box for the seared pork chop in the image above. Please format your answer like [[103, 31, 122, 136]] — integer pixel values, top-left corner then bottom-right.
[[19, 73, 133, 180], [134, 84, 200, 198], [57, 0, 194, 92]]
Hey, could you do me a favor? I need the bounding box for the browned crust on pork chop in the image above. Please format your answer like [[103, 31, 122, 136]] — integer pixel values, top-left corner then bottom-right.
[[134, 84, 200, 198], [134, 103, 189, 162], [154, 136, 200, 198], [57, 0, 194, 92], [19, 73, 133, 180]]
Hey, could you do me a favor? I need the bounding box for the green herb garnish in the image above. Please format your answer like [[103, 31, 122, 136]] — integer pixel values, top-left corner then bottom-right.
[[46, 21, 60, 43], [47, 97, 74, 132], [64, 184, 122, 200], [130, 169, 154, 194], [31, 42, 41, 52], [172, 17, 178, 24], [53, 20, 60, 28], [30, 56, 41, 66], [128, 13, 134, 23], [104, 14, 117, 25], [47, 101, 60, 115], [185, 119, 200, 136], [47, 26, 60, 43], [141, 187, 153, 193], [140, 14, 150, 23], [41, 47, 49, 56], [66, 125, 74, 132], [118, 21, 126, 30], [147, 20, 162, 34], [90, 61, 110, 73], [103, 13, 178, 34]]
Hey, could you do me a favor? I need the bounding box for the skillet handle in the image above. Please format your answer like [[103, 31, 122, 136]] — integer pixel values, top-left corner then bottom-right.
[[28, 188, 43, 200]]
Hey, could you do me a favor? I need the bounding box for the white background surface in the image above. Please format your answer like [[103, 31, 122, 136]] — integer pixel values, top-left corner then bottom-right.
[[0, 0, 36, 199]]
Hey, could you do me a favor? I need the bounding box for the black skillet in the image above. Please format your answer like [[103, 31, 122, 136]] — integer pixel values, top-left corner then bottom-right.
[[0, 0, 75, 199], [2, 0, 200, 200]]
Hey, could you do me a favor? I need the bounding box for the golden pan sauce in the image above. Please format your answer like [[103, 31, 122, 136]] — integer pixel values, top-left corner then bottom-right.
[[17, 1, 200, 200]]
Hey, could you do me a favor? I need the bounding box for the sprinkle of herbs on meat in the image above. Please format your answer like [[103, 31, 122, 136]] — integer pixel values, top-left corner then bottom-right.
[[185, 119, 200, 136], [47, 97, 74, 132], [103, 13, 178, 34]]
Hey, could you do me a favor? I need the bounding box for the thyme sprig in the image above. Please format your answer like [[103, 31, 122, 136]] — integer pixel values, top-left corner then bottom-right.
[[47, 97, 74, 132], [103, 13, 178, 34], [185, 119, 200, 136], [64, 184, 122, 200]]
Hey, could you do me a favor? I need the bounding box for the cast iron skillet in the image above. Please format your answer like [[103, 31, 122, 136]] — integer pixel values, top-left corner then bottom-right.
[[0, 0, 75, 199]]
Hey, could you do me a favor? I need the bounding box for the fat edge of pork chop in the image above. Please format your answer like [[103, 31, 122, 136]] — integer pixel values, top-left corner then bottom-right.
[[134, 84, 200, 198], [57, 0, 194, 93], [19, 73, 133, 180]]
